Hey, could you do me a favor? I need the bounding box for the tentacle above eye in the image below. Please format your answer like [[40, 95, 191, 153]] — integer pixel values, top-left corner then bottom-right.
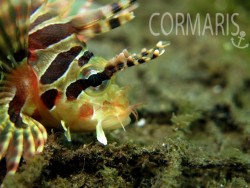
[[105, 41, 170, 74], [65, 41, 169, 100], [88, 41, 169, 83]]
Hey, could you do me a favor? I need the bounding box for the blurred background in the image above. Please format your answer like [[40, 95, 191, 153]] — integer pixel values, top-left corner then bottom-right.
[[90, 0, 250, 145], [89, 0, 250, 186]]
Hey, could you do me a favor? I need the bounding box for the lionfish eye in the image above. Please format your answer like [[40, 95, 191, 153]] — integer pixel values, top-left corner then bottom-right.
[[81, 67, 110, 93]]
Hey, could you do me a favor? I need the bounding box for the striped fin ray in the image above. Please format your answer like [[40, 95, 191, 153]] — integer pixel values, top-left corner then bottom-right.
[[0, 0, 48, 170], [74, 9, 136, 40], [0, 98, 47, 175], [71, 0, 138, 40], [104, 41, 169, 76], [29, 0, 138, 43], [0, 0, 30, 65], [28, 0, 138, 71], [65, 41, 169, 99], [31, 0, 137, 23], [96, 41, 169, 82]]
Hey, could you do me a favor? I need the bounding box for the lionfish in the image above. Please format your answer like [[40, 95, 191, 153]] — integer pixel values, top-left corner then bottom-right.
[[0, 0, 167, 175]]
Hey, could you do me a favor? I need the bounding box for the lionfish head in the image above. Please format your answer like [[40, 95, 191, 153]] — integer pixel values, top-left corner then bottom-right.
[[64, 55, 132, 132], [52, 41, 168, 145]]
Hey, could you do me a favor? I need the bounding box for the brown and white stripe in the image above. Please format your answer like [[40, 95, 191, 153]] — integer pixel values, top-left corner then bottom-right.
[[65, 41, 169, 100]]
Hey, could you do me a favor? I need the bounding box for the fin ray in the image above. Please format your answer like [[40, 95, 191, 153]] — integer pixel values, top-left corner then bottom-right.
[[0, 0, 30, 63], [0, 94, 47, 174]]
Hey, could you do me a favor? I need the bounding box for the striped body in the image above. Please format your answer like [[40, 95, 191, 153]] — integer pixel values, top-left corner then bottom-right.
[[0, 0, 168, 176]]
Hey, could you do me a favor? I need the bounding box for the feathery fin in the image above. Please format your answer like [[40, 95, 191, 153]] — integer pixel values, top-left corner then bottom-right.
[[0, 0, 30, 64]]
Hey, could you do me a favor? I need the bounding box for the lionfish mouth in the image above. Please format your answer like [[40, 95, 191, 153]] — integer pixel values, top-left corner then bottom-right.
[[91, 90, 131, 127], [84, 89, 137, 145], [99, 102, 133, 130]]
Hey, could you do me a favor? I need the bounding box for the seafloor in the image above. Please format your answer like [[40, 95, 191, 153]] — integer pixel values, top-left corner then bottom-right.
[[1, 0, 250, 187]]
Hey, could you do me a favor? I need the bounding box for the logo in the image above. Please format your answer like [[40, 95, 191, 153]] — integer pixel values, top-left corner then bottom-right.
[[231, 31, 249, 49], [149, 12, 249, 49]]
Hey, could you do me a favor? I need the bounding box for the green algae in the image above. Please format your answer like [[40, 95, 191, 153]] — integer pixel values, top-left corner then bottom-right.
[[2, 155, 48, 188]]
